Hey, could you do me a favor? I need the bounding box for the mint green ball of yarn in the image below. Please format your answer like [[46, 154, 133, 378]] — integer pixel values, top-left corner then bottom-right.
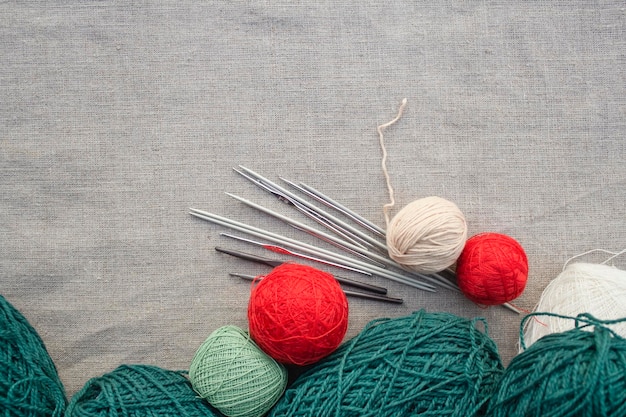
[[0, 295, 67, 417], [65, 364, 221, 417], [189, 325, 288, 417], [268, 310, 504, 417], [486, 313, 626, 417]]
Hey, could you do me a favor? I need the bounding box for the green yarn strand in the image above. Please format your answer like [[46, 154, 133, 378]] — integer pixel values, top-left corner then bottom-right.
[[519, 312, 626, 350], [0, 295, 67, 417]]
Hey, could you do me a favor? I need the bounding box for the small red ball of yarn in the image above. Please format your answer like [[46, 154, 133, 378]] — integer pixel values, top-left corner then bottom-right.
[[248, 263, 349, 366], [456, 233, 528, 305]]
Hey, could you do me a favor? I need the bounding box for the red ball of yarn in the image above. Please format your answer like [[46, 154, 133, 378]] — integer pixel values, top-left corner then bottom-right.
[[247, 263, 349, 366], [456, 233, 528, 305]]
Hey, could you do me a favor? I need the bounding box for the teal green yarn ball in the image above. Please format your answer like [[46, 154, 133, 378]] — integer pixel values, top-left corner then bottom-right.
[[268, 310, 504, 417], [189, 325, 288, 417], [65, 364, 220, 417], [0, 295, 67, 417], [486, 313, 626, 417]]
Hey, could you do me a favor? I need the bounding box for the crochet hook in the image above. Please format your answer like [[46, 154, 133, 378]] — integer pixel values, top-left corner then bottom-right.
[[230, 273, 404, 304], [215, 246, 388, 295]]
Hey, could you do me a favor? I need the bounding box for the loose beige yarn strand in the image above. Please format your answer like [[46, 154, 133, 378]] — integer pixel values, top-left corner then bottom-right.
[[562, 248, 626, 270], [378, 98, 408, 226]]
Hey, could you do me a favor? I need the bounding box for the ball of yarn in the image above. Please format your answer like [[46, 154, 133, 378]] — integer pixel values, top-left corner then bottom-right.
[[487, 313, 626, 417], [189, 325, 288, 417], [0, 295, 67, 417], [268, 310, 504, 417], [66, 364, 220, 417], [386, 196, 468, 274], [247, 263, 349, 366], [522, 262, 626, 349], [456, 233, 528, 305]]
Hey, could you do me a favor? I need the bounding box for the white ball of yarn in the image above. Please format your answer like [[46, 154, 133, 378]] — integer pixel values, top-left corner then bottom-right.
[[386, 196, 468, 274], [522, 262, 626, 350]]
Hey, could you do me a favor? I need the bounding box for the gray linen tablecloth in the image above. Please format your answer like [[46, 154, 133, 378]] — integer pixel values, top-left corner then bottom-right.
[[2, 2, 625, 396]]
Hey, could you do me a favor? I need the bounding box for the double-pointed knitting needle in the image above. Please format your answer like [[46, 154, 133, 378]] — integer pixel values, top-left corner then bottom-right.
[[225, 192, 457, 291], [229, 169, 523, 314], [235, 166, 388, 252], [285, 179, 387, 238], [226, 192, 387, 268], [230, 273, 404, 304], [271, 186, 523, 314], [215, 246, 388, 295], [234, 167, 459, 291], [188, 208, 436, 292], [219, 233, 373, 277], [233, 167, 368, 250], [281, 178, 522, 304]]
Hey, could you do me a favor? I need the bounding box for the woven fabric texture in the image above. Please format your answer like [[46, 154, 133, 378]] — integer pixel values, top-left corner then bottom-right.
[[1, 2, 625, 396]]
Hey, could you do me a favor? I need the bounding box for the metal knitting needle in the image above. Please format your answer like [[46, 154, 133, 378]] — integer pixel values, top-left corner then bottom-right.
[[219, 233, 373, 277], [275, 180, 460, 292], [216, 246, 388, 295], [285, 185, 523, 314], [225, 192, 387, 268], [228, 182, 457, 290], [234, 166, 369, 250], [234, 167, 369, 250], [193, 210, 520, 313], [188, 208, 436, 292], [278, 177, 470, 293], [230, 273, 404, 304], [235, 166, 388, 252], [234, 169, 466, 291], [220, 232, 464, 295], [235, 167, 456, 291], [210, 207, 451, 292], [288, 180, 387, 238], [228, 169, 522, 314]]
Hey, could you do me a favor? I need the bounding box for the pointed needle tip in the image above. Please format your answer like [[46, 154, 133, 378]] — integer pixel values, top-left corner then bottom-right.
[[229, 272, 255, 281]]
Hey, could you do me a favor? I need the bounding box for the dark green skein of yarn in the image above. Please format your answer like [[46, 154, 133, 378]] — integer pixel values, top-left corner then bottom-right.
[[268, 310, 504, 417], [486, 313, 626, 417], [65, 364, 222, 417], [0, 295, 67, 417]]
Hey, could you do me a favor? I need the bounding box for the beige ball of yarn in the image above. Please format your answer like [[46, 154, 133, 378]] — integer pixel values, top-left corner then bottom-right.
[[386, 196, 468, 274]]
